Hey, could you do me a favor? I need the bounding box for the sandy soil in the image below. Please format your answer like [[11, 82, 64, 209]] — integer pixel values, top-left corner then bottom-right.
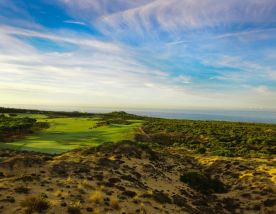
[[0, 142, 275, 214]]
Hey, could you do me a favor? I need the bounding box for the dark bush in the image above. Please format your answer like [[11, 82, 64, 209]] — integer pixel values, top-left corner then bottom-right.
[[212, 149, 235, 157], [20, 195, 50, 213], [196, 147, 206, 154], [180, 170, 226, 194], [67, 206, 81, 214]]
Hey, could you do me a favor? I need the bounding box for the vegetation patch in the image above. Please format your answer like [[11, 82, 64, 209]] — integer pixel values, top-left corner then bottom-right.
[[137, 118, 276, 157], [180, 170, 227, 194], [20, 195, 50, 214], [67, 203, 81, 214], [0, 114, 49, 143], [94, 118, 132, 128]]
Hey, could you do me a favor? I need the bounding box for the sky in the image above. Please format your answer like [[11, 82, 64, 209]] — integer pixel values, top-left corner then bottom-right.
[[0, 0, 276, 110]]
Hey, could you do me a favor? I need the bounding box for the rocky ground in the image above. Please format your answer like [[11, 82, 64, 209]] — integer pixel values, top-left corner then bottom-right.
[[0, 141, 275, 214]]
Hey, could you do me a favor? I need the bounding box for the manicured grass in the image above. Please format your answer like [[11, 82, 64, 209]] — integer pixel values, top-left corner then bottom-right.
[[0, 116, 143, 154]]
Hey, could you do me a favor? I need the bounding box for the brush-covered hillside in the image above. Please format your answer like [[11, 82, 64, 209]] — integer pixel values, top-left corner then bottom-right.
[[0, 108, 275, 214]]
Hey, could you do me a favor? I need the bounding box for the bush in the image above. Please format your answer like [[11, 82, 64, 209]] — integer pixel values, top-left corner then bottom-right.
[[180, 170, 226, 194], [196, 147, 206, 154], [21, 195, 50, 213], [212, 149, 235, 157], [68, 206, 81, 214]]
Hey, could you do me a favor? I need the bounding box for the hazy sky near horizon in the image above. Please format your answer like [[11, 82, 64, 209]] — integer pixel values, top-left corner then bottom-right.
[[1, 0, 276, 110]]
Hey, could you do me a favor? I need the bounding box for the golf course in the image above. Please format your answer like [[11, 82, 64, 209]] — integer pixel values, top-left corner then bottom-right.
[[0, 113, 143, 154]]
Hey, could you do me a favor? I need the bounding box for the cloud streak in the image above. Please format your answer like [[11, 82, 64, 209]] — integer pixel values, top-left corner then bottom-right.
[[57, 0, 276, 39], [64, 20, 87, 26]]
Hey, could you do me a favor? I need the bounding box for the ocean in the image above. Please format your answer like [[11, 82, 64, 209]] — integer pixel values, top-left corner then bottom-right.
[[5, 105, 276, 124], [126, 109, 276, 124], [82, 107, 276, 124]]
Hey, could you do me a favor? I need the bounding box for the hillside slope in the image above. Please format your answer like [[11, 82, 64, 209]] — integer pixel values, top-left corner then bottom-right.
[[0, 141, 275, 214]]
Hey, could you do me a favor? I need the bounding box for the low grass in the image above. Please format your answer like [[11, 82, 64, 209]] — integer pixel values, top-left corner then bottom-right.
[[0, 115, 143, 154]]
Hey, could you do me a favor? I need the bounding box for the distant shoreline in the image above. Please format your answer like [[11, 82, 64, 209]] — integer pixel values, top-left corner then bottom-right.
[[1, 106, 276, 124]]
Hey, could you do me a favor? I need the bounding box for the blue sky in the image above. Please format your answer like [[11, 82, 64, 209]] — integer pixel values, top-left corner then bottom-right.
[[0, 0, 276, 110]]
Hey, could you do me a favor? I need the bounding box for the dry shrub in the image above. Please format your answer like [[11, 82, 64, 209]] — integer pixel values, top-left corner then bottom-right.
[[21, 195, 50, 214], [110, 197, 119, 209], [89, 191, 104, 204]]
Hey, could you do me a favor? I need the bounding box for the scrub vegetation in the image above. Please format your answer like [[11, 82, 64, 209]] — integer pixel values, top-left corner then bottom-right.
[[136, 118, 276, 157]]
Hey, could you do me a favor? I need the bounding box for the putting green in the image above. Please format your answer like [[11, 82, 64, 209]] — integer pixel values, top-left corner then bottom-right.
[[1, 116, 143, 154]]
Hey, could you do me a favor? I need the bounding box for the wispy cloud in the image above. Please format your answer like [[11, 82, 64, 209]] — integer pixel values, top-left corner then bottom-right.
[[0, 24, 206, 108], [64, 20, 86, 26], [58, 0, 276, 29], [94, 0, 276, 40], [168, 28, 276, 46], [0, 0, 276, 110], [0, 25, 121, 52]]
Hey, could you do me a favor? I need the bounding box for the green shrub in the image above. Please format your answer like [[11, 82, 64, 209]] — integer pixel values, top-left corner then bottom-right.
[[212, 149, 235, 157], [196, 147, 206, 154]]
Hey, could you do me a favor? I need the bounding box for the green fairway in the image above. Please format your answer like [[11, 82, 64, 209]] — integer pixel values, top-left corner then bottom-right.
[[0, 116, 143, 154]]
